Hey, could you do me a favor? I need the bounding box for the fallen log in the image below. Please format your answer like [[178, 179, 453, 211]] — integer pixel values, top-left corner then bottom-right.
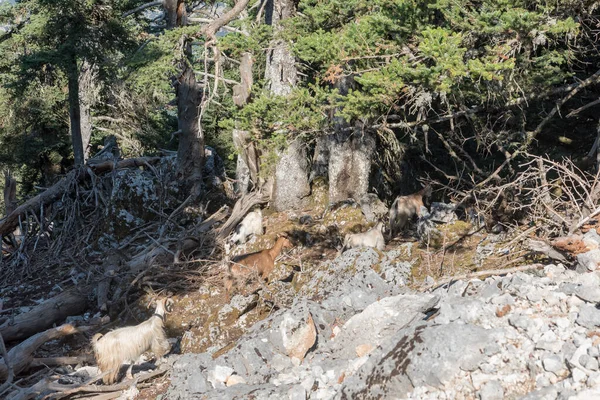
[[0, 289, 89, 343], [0, 157, 162, 237], [0, 323, 86, 381], [30, 355, 94, 368]]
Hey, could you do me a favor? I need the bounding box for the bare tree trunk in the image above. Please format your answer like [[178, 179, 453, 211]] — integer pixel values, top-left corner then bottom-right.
[[67, 55, 84, 167], [328, 128, 375, 203], [79, 60, 98, 160], [3, 172, 17, 215], [176, 39, 204, 197], [164, 0, 187, 29], [265, 0, 309, 211], [327, 75, 374, 202], [232, 53, 255, 195], [232, 129, 259, 195]]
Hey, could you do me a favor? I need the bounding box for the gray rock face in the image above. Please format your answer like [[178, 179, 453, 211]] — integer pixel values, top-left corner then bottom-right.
[[429, 202, 458, 223], [359, 193, 388, 222], [166, 248, 600, 400]]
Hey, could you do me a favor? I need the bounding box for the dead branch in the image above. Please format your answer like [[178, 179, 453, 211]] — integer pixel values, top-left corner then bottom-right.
[[0, 289, 88, 343], [569, 206, 600, 234], [427, 263, 544, 291], [0, 333, 13, 393], [200, 0, 252, 40], [0, 157, 162, 237], [30, 355, 94, 368], [525, 69, 600, 146], [217, 191, 270, 240], [122, 1, 162, 18], [0, 324, 85, 381], [567, 97, 600, 118], [525, 239, 570, 264]]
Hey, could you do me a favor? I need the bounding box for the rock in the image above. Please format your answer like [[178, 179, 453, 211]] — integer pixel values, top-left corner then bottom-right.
[[576, 285, 600, 303], [577, 249, 600, 272], [429, 202, 458, 223], [226, 375, 247, 387], [359, 193, 388, 222], [478, 380, 504, 400], [355, 344, 374, 357], [543, 355, 565, 373], [576, 305, 600, 328], [208, 365, 234, 387], [281, 311, 317, 363]]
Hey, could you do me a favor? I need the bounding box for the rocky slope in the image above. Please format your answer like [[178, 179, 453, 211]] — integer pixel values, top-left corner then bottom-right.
[[164, 246, 600, 400]]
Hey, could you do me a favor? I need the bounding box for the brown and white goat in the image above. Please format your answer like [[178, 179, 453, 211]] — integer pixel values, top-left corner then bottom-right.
[[388, 185, 432, 238], [342, 221, 385, 251], [225, 236, 293, 299], [92, 298, 173, 384]]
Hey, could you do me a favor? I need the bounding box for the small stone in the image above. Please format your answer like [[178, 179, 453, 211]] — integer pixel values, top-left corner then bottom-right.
[[490, 293, 515, 305], [589, 346, 600, 358], [577, 304, 600, 328], [225, 375, 246, 387], [478, 380, 503, 400], [586, 357, 600, 371], [576, 285, 600, 303], [572, 367, 587, 382], [355, 344, 374, 357], [577, 249, 600, 271], [542, 355, 564, 373], [288, 384, 306, 400]]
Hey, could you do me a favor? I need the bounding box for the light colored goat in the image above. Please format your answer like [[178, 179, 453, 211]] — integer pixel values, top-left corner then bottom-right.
[[388, 185, 432, 238], [92, 298, 173, 384], [225, 236, 293, 300], [230, 209, 263, 244], [342, 222, 385, 251]]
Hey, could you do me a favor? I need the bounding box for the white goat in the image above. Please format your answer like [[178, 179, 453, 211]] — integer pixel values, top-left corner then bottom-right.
[[230, 209, 263, 244], [92, 298, 173, 384], [343, 222, 385, 251]]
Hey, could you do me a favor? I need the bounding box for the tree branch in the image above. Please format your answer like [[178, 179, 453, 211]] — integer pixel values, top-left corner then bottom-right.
[[188, 17, 248, 35], [122, 1, 163, 18], [200, 0, 252, 39]]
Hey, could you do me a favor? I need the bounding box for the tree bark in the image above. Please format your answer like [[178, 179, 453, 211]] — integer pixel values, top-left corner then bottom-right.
[[79, 60, 98, 160], [326, 74, 374, 202], [272, 140, 310, 211], [67, 55, 84, 167], [0, 324, 82, 381], [265, 0, 309, 210], [0, 290, 88, 343], [176, 39, 204, 197], [164, 0, 187, 29], [328, 128, 375, 203]]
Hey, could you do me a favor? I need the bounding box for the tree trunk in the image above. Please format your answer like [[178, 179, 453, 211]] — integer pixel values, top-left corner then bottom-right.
[[164, 0, 187, 29], [272, 139, 310, 211], [326, 74, 375, 203], [266, 0, 309, 210], [78, 60, 98, 160], [232, 53, 255, 195], [232, 129, 259, 195], [310, 135, 330, 183], [67, 55, 84, 167], [328, 128, 375, 203], [176, 40, 204, 197]]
